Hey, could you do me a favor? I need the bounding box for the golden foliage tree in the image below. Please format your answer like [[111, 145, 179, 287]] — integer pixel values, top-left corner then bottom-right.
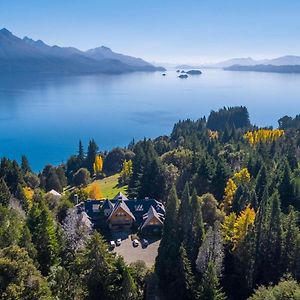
[[223, 178, 237, 213], [93, 155, 103, 176], [23, 186, 34, 210], [244, 129, 284, 145], [85, 182, 103, 199], [233, 205, 255, 248], [221, 205, 256, 249], [233, 168, 251, 184], [207, 129, 219, 140], [119, 160, 133, 185], [221, 212, 236, 244], [222, 168, 251, 213]]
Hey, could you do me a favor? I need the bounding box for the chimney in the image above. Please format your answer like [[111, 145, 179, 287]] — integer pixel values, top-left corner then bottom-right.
[[74, 194, 79, 205]]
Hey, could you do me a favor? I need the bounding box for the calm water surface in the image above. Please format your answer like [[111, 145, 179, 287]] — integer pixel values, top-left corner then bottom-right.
[[0, 69, 299, 171]]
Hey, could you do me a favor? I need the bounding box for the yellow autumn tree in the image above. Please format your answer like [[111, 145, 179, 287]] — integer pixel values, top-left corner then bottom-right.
[[223, 178, 237, 213], [86, 182, 103, 199], [233, 205, 256, 248], [222, 168, 251, 213], [93, 155, 103, 176], [233, 168, 251, 185], [207, 130, 219, 140], [23, 186, 34, 209], [244, 129, 284, 145], [119, 159, 133, 185], [221, 212, 236, 244], [221, 205, 256, 250]]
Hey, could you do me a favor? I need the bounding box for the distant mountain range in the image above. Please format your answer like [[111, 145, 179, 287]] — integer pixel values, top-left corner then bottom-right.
[[0, 28, 165, 75], [224, 64, 300, 73], [176, 55, 300, 71]]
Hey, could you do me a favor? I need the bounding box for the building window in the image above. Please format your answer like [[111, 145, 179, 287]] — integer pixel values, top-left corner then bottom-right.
[[92, 204, 100, 212], [115, 212, 127, 217], [134, 205, 143, 211]]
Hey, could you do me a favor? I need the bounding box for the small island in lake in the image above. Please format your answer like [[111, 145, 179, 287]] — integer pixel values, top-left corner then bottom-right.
[[178, 74, 188, 78], [186, 69, 202, 75]]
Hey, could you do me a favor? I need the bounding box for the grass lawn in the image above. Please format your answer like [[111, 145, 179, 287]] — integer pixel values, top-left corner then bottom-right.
[[94, 173, 128, 199]]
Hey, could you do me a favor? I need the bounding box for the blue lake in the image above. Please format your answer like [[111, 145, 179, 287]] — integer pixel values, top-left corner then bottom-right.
[[0, 69, 300, 171]]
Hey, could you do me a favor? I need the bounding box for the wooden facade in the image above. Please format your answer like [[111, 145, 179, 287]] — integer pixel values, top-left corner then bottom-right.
[[108, 206, 135, 230]]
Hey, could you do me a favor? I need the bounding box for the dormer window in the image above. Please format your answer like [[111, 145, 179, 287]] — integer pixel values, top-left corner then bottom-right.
[[134, 204, 143, 211]]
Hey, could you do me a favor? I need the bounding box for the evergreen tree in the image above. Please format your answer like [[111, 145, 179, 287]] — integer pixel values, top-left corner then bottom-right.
[[233, 227, 256, 298], [28, 201, 59, 275], [46, 169, 62, 192], [292, 175, 300, 210], [16, 183, 29, 211], [128, 139, 158, 198], [281, 209, 299, 275], [78, 140, 85, 161], [222, 126, 231, 143], [120, 266, 138, 300], [21, 155, 32, 174], [18, 224, 37, 259], [0, 158, 24, 194], [156, 187, 181, 297], [0, 205, 23, 248], [255, 165, 268, 203], [139, 158, 164, 200], [254, 187, 270, 285], [81, 232, 117, 300], [176, 245, 196, 300], [256, 192, 282, 285], [200, 262, 226, 300], [212, 159, 230, 201], [86, 139, 98, 174], [189, 189, 205, 264], [279, 161, 294, 211], [178, 183, 192, 242], [194, 157, 212, 196], [232, 183, 254, 213], [0, 177, 11, 206]]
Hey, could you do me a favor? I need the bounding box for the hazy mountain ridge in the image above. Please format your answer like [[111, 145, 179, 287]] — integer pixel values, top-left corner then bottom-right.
[[176, 55, 300, 69], [0, 28, 164, 74], [224, 64, 300, 73]]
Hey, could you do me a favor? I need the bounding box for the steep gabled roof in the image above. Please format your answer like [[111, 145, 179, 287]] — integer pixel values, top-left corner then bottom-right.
[[108, 200, 136, 221], [141, 205, 163, 229], [48, 189, 61, 197], [113, 192, 128, 201]]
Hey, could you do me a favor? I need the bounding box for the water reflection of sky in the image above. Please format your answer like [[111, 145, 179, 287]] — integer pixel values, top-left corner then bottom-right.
[[0, 69, 300, 171]]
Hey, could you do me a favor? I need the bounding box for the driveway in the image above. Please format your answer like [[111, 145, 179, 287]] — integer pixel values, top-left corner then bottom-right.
[[110, 231, 161, 267]]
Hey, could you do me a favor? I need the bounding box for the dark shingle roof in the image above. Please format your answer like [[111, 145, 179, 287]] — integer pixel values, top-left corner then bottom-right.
[[83, 197, 165, 226], [102, 199, 114, 210]]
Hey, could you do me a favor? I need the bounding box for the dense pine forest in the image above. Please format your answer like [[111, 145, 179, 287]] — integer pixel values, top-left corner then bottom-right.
[[1, 106, 300, 299]]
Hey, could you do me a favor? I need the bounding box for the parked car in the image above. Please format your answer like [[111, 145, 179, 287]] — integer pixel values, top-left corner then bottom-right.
[[141, 238, 149, 247], [132, 239, 139, 247], [116, 238, 122, 246], [110, 241, 116, 249]]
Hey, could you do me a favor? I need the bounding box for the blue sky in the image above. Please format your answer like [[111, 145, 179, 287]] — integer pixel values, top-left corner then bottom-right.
[[1, 0, 300, 63]]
